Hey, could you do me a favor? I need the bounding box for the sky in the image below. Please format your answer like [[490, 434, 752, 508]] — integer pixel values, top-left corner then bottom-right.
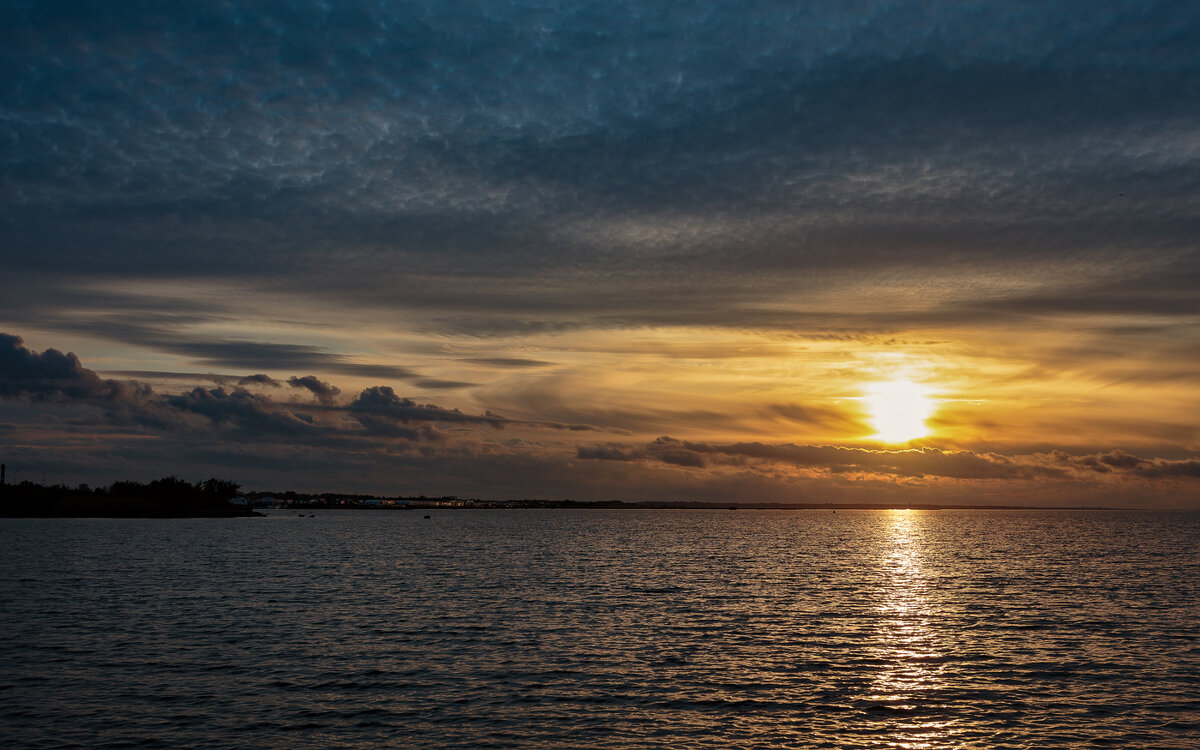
[[2, 1, 1198, 506]]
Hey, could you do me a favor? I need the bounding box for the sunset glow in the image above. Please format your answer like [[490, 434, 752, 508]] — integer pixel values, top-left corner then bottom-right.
[[0, 2, 1197, 508]]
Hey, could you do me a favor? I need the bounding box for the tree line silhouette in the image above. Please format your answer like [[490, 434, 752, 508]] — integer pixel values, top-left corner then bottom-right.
[[0, 476, 257, 517]]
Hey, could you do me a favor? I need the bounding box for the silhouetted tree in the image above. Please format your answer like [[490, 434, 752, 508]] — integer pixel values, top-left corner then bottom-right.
[[148, 476, 196, 501], [1, 475, 252, 517], [198, 478, 240, 501]]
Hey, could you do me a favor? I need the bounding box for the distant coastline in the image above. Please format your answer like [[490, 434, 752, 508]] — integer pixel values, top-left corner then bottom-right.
[[243, 491, 1110, 512], [282, 501, 1110, 511], [0, 478, 1114, 518]]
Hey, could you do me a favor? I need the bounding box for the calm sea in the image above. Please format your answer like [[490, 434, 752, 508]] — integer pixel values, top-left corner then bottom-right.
[[2, 509, 1198, 748]]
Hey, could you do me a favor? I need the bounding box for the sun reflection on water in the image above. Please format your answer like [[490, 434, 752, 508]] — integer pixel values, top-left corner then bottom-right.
[[862, 510, 955, 749]]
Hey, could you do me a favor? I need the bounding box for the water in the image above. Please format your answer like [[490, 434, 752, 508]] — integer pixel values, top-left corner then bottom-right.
[[2, 509, 1198, 748]]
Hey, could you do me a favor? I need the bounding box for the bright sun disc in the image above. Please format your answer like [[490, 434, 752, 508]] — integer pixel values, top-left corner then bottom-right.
[[864, 379, 935, 443]]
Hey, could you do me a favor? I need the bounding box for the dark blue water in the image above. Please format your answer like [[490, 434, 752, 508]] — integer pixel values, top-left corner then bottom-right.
[[2, 509, 1198, 748]]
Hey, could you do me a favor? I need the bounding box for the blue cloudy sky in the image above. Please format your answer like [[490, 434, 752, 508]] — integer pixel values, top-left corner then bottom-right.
[[2, 1, 1198, 504]]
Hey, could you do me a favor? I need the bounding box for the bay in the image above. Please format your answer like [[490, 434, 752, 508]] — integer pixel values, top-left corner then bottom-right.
[[2, 509, 1198, 748]]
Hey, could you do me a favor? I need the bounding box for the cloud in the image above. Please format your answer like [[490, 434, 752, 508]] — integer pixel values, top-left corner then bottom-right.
[[1052, 449, 1200, 480], [767, 402, 868, 433], [0, 298, 430, 381], [0, 333, 145, 402], [0, 0, 1197, 385], [462, 358, 553, 368], [413, 378, 476, 390], [287, 375, 340, 403], [0, 332, 590, 447], [165, 386, 326, 438], [577, 436, 1200, 484], [240, 374, 282, 387], [109, 370, 241, 385], [576, 443, 641, 462], [349, 386, 505, 426], [1, 1, 1196, 311], [143, 339, 418, 380]]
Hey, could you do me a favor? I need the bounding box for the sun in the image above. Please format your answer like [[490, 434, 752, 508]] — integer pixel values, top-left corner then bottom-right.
[[863, 378, 936, 443]]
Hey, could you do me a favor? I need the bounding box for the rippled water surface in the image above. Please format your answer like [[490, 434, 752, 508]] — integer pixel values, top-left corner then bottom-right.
[[2, 509, 1199, 748]]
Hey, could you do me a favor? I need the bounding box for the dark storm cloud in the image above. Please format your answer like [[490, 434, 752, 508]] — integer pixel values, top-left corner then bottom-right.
[[2, 0, 1197, 319]]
